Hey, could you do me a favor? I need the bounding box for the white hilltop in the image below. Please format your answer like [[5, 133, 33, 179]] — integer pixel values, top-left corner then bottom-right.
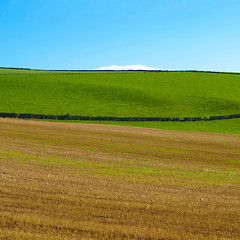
[[93, 65, 160, 71]]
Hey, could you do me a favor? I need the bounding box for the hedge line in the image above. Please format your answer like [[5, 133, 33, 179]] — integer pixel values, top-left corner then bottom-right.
[[0, 112, 240, 122]]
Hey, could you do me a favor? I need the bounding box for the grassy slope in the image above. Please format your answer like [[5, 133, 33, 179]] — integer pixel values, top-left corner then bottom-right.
[[0, 69, 240, 134], [0, 69, 240, 117], [0, 119, 239, 239], [50, 118, 240, 135]]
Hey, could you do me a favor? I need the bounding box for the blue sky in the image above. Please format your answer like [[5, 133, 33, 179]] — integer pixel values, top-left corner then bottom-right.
[[0, 0, 240, 71]]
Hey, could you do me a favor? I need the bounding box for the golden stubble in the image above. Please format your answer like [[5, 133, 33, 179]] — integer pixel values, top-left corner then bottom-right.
[[0, 118, 239, 239]]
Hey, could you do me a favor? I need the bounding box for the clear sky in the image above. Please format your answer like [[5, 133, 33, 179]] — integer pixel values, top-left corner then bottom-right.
[[0, 0, 240, 71]]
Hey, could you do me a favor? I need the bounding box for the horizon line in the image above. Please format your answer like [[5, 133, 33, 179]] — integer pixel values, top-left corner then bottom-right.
[[1, 67, 240, 75]]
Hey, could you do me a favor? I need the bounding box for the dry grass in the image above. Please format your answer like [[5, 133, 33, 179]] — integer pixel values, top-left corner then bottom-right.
[[0, 118, 239, 239]]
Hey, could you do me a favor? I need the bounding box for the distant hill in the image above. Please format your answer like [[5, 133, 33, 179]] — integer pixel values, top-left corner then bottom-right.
[[0, 68, 239, 119]]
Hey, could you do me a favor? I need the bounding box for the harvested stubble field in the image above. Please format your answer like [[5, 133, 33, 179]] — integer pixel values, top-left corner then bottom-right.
[[0, 118, 239, 239]]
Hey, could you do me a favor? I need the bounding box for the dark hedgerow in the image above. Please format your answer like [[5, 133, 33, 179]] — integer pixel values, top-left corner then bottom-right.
[[0, 112, 239, 122]]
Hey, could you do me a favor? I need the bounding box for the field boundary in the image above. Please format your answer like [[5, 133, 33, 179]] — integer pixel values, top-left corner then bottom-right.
[[0, 112, 240, 122]]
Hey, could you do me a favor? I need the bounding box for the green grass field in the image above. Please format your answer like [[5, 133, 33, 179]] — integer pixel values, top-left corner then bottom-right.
[[0, 68, 240, 134], [46, 118, 240, 135]]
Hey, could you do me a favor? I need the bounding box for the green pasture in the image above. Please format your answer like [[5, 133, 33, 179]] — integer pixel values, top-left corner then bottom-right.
[[40, 118, 240, 135], [0, 68, 240, 133]]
